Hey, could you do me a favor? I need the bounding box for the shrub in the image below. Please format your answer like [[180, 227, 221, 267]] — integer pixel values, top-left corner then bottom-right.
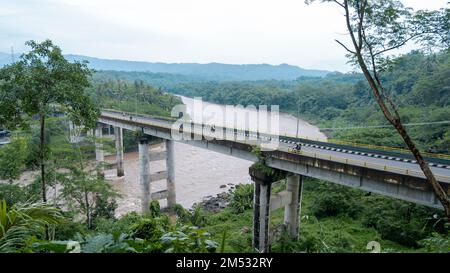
[[161, 226, 218, 253], [229, 184, 254, 214], [91, 194, 117, 221], [130, 216, 169, 243], [190, 205, 206, 227], [362, 198, 441, 247], [308, 182, 363, 218], [171, 203, 191, 224], [419, 232, 450, 253], [94, 212, 142, 236], [149, 200, 161, 218]]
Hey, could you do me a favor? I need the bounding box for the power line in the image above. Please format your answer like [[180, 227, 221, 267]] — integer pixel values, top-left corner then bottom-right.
[[321, 120, 450, 131]]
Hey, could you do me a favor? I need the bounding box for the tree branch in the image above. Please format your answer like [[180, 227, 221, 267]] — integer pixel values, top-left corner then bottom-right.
[[335, 39, 356, 54]]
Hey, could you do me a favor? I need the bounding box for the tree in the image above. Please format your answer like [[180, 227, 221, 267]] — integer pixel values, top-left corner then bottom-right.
[[0, 40, 100, 203], [305, 0, 450, 220], [59, 134, 118, 229], [0, 136, 27, 183]]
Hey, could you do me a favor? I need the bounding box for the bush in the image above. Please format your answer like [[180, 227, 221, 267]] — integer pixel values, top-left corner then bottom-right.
[[53, 217, 88, 240], [130, 216, 169, 243], [362, 197, 442, 247], [161, 226, 218, 253], [308, 183, 363, 218], [91, 194, 117, 221], [149, 200, 161, 218], [190, 205, 206, 227], [229, 184, 254, 214], [0, 183, 41, 207], [171, 203, 191, 224], [419, 232, 450, 253], [94, 212, 142, 236]]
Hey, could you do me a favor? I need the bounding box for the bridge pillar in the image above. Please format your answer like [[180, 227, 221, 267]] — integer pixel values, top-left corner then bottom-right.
[[165, 139, 176, 207], [249, 166, 278, 253], [95, 124, 104, 177], [139, 138, 151, 214], [284, 174, 303, 240], [115, 127, 124, 177]]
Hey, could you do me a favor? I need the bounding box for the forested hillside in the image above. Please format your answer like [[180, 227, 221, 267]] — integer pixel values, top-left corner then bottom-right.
[[87, 76, 182, 117]]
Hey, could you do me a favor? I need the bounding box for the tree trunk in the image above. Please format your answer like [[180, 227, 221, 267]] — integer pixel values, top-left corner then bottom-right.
[[40, 115, 47, 203], [85, 190, 91, 229], [393, 121, 450, 221]]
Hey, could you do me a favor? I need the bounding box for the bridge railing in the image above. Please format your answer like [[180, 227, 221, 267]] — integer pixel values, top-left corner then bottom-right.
[[328, 138, 450, 161], [287, 148, 450, 183]]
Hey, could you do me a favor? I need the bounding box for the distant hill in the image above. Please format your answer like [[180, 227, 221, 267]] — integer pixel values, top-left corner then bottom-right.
[[64, 54, 330, 81], [0, 52, 330, 81], [0, 52, 12, 67]]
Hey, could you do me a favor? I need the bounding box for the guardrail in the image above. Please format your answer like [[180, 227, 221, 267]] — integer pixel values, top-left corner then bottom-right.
[[286, 148, 450, 183], [328, 138, 450, 160]]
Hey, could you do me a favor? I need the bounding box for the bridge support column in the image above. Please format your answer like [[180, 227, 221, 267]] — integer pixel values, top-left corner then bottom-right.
[[249, 166, 279, 253], [115, 127, 124, 177], [139, 138, 150, 214], [95, 124, 104, 177], [284, 174, 303, 240], [165, 139, 176, 207]]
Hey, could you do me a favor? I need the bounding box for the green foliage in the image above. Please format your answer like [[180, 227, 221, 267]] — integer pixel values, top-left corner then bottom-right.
[[53, 216, 88, 240], [0, 137, 28, 182], [94, 212, 142, 236], [161, 225, 218, 253], [0, 39, 99, 130], [190, 205, 207, 227], [419, 232, 450, 253], [361, 196, 445, 247], [308, 182, 364, 218], [229, 184, 254, 214], [148, 200, 161, 218], [0, 200, 62, 252], [130, 217, 169, 243], [87, 77, 182, 118], [0, 40, 100, 202], [91, 194, 118, 221], [0, 183, 40, 207], [171, 203, 192, 224], [60, 169, 118, 229]]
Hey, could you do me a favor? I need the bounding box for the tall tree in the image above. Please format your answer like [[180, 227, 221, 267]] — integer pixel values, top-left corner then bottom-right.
[[0, 40, 100, 203], [306, 0, 450, 220]]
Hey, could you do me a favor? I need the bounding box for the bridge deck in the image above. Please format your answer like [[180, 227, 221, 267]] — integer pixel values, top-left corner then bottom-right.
[[98, 110, 450, 209]]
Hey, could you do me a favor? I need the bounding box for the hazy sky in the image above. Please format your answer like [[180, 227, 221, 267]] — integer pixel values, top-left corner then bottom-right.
[[0, 0, 447, 72]]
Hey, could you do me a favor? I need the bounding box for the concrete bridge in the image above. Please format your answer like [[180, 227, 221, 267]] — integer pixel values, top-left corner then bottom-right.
[[88, 109, 450, 252]]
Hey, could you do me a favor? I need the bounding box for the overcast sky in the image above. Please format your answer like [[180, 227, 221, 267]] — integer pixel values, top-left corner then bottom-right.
[[0, 0, 447, 72]]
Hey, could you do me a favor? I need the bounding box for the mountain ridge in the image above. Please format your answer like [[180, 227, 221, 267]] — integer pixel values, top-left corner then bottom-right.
[[0, 52, 331, 81]]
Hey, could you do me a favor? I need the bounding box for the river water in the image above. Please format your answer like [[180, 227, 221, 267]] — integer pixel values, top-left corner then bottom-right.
[[106, 96, 327, 216]]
